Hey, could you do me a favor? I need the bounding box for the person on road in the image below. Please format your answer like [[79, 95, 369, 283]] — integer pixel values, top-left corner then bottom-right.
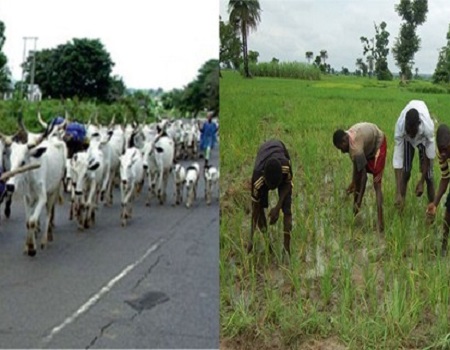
[[393, 100, 435, 209], [249, 139, 293, 255], [333, 122, 387, 232], [199, 111, 218, 167]]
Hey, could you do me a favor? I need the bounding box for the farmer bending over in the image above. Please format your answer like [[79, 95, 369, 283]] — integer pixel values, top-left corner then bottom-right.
[[333, 122, 387, 232], [394, 100, 435, 209], [426, 124, 450, 256], [249, 139, 293, 255]]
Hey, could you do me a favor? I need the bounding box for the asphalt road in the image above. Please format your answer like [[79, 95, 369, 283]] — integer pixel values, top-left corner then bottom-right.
[[0, 147, 219, 349]]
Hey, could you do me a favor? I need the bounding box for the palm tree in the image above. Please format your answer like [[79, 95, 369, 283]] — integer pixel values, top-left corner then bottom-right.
[[228, 0, 261, 78], [320, 50, 328, 65], [305, 51, 314, 64]]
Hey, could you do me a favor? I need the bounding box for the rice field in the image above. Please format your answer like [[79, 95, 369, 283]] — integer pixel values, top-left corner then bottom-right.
[[220, 71, 450, 349]]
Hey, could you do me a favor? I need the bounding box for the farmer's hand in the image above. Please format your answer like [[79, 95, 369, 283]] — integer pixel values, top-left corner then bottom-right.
[[353, 203, 360, 216], [269, 207, 280, 225], [395, 194, 404, 210], [415, 180, 424, 197], [346, 182, 355, 195], [426, 202, 436, 217]]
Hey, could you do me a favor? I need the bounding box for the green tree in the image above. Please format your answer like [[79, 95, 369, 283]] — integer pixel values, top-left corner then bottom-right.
[[228, 0, 262, 78], [0, 21, 11, 95], [220, 16, 242, 70], [248, 50, 259, 64], [361, 22, 392, 80], [366, 55, 375, 77], [320, 50, 328, 65], [271, 57, 279, 64], [393, 0, 428, 82], [433, 24, 450, 84], [23, 38, 117, 101], [162, 59, 218, 117], [355, 58, 368, 76], [305, 51, 314, 64], [313, 55, 326, 73]]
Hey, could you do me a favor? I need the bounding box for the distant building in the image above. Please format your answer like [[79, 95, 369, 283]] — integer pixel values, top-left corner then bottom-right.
[[2, 80, 14, 100], [27, 84, 42, 101]]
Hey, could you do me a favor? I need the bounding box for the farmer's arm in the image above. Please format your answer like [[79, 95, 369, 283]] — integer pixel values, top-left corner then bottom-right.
[[428, 155, 450, 215], [353, 153, 368, 213], [434, 178, 449, 208]]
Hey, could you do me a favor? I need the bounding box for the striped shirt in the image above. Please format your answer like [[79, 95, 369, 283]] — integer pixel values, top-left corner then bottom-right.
[[438, 152, 450, 179], [251, 140, 292, 202]]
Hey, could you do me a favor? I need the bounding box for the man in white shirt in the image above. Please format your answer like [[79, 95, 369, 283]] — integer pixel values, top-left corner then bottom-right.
[[393, 100, 435, 209]]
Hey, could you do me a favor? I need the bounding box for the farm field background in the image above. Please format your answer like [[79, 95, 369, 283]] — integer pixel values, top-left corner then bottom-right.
[[220, 70, 450, 349]]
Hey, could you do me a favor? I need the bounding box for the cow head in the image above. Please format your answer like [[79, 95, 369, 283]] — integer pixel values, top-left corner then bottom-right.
[[5, 139, 47, 193], [71, 152, 101, 196], [120, 148, 141, 187]]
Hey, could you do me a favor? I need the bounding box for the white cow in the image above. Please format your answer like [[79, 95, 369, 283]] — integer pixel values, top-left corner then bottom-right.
[[204, 166, 220, 205], [119, 147, 144, 226], [103, 125, 125, 206], [185, 162, 200, 209], [184, 122, 199, 159], [172, 163, 186, 205], [71, 142, 106, 230], [4, 135, 66, 256], [142, 135, 175, 206]]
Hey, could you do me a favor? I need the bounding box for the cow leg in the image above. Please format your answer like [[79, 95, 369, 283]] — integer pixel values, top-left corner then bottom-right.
[[25, 221, 38, 256], [161, 171, 169, 204], [23, 198, 36, 256], [146, 172, 155, 207], [206, 182, 211, 205], [43, 193, 58, 247], [4, 192, 12, 218], [85, 183, 97, 229], [121, 204, 127, 227], [186, 186, 192, 208], [26, 194, 46, 256]]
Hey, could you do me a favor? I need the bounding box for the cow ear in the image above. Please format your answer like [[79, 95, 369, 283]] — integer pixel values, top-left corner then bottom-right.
[[88, 162, 100, 171], [31, 147, 47, 158]]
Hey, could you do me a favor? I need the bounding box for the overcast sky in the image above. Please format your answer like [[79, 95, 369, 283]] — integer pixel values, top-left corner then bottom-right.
[[0, 0, 219, 91], [220, 0, 450, 75]]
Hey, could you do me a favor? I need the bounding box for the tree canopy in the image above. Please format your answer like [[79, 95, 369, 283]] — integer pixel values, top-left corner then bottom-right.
[[433, 24, 450, 84], [161, 59, 219, 117], [393, 0, 428, 81], [361, 21, 392, 80], [228, 0, 261, 78], [0, 20, 11, 94], [220, 16, 242, 69], [23, 38, 118, 102]]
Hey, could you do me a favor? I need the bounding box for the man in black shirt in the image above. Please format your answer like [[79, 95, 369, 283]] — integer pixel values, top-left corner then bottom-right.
[[249, 139, 293, 255]]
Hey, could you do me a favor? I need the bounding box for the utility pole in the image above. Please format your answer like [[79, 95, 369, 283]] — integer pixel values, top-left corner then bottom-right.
[[21, 36, 38, 100]]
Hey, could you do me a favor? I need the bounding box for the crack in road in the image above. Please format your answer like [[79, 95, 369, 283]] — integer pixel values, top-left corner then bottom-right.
[[131, 255, 162, 291], [85, 320, 114, 349]]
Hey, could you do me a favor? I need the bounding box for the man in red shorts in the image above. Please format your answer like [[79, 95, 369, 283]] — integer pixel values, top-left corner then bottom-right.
[[333, 122, 387, 232]]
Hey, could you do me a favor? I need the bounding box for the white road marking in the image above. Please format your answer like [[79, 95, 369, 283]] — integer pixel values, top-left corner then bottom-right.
[[42, 239, 163, 345]]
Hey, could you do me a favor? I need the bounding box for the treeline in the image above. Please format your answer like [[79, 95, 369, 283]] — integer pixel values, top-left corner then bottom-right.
[[0, 22, 218, 118], [220, 0, 450, 87]]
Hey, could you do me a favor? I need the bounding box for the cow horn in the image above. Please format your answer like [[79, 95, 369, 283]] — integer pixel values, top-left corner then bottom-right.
[[94, 111, 99, 126], [17, 109, 28, 132], [65, 109, 70, 123], [0, 132, 12, 146], [37, 110, 48, 128], [109, 114, 116, 128]]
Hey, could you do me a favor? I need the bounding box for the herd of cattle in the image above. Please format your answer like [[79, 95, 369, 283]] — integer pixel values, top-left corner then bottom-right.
[[0, 113, 220, 256]]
